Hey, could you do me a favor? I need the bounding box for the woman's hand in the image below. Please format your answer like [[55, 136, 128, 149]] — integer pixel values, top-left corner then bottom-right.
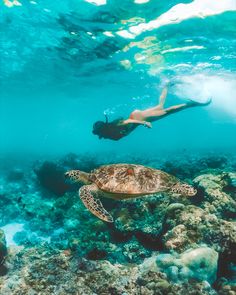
[[143, 121, 152, 128], [123, 119, 152, 128]]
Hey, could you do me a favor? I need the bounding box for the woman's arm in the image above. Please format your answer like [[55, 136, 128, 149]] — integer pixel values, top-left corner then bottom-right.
[[122, 119, 152, 128]]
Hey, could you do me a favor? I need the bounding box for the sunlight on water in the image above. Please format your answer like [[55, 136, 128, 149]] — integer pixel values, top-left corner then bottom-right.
[[117, 0, 236, 38], [85, 0, 106, 5]]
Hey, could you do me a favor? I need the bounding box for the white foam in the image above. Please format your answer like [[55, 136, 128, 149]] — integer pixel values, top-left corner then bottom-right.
[[174, 74, 236, 118]]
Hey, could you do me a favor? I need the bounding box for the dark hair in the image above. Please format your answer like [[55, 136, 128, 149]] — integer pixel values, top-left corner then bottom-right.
[[92, 121, 106, 139], [92, 116, 126, 140]]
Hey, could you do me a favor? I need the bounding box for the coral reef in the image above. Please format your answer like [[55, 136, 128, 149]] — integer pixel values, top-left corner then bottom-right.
[[0, 244, 220, 295], [0, 230, 7, 265], [0, 152, 236, 294], [194, 172, 236, 218], [34, 161, 74, 196], [0, 230, 7, 277], [162, 205, 236, 260], [141, 246, 218, 284]]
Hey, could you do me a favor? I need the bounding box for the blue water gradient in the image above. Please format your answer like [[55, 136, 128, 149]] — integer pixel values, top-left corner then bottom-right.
[[0, 0, 236, 156]]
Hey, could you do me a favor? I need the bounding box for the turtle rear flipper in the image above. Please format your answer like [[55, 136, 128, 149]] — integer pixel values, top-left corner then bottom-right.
[[79, 184, 113, 223], [171, 183, 197, 197]]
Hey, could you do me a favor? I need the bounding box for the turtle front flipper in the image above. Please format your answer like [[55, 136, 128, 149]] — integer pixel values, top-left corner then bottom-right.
[[79, 184, 113, 223]]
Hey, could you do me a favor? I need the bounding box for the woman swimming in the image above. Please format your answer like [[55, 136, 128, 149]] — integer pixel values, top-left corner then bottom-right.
[[92, 85, 211, 141]]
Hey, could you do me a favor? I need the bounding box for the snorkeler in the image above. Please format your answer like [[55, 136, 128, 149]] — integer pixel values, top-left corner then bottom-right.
[[93, 85, 211, 141]]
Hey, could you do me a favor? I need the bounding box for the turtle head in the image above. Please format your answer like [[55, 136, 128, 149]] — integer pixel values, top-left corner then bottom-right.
[[171, 182, 197, 197], [65, 170, 91, 184]]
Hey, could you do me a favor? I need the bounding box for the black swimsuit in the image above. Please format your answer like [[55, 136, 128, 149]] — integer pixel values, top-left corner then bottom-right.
[[101, 119, 137, 141]]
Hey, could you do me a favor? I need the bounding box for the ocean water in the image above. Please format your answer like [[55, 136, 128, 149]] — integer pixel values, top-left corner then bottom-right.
[[0, 1, 236, 294]]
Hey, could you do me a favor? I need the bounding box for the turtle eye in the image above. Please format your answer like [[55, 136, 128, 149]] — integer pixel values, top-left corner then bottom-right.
[[65, 172, 70, 178], [65, 171, 77, 179]]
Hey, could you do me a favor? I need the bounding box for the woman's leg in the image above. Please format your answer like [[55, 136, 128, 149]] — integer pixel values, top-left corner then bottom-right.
[[164, 103, 187, 113], [140, 86, 168, 116], [143, 103, 187, 118], [142, 99, 211, 122], [158, 86, 168, 109], [163, 99, 211, 115]]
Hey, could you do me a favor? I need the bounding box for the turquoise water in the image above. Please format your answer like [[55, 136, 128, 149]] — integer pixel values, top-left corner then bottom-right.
[[0, 1, 236, 294], [1, 0, 236, 156]]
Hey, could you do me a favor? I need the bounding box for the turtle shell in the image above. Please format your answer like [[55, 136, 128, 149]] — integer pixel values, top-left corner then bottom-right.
[[90, 164, 177, 195]]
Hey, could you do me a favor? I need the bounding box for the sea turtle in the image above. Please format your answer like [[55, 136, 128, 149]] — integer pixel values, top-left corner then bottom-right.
[[65, 164, 197, 222]]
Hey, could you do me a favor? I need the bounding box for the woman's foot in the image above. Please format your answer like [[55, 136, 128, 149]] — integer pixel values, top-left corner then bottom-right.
[[186, 98, 212, 107]]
